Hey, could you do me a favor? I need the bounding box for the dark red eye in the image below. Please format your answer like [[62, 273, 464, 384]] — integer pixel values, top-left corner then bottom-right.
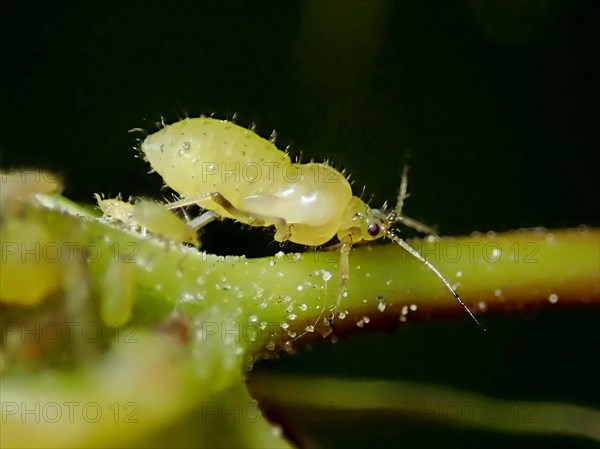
[[367, 222, 380, 236]]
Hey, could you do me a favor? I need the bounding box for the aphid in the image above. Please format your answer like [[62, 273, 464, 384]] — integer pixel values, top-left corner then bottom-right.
[[95, 194, 199, 246], [140, 117, 481, 326]]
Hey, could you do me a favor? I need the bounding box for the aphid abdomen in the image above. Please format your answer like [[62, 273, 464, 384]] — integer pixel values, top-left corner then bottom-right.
[[141, 118, 291, 217], [243, 163, 353, 245]]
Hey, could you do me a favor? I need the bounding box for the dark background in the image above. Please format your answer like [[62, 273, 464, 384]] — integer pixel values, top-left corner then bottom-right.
[[1, 1, 598, 448]]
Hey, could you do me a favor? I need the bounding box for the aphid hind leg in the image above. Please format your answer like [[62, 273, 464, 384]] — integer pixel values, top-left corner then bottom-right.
[[206, 193, 291, 240], [167, 192, 291, 240], [189, 211, 220, 229]]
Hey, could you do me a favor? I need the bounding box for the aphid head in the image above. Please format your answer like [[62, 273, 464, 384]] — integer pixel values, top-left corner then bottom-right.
[[361, 208, 389, 241], [353, 172, 484, 329]]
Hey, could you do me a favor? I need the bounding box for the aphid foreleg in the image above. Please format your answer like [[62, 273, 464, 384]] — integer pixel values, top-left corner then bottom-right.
[[330, 236, 353, 320]]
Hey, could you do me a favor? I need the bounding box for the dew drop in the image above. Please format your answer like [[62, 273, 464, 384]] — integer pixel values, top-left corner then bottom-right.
[[266, 341, 275, 351], [249, 314, 258, 323], [322, 271, 332, 282], [305, 324, 315, 333], [477, 301, 488, 312], [409, 304, 417, 312], [456, 271, 463, 278], [288, 313, 297, 320], [549, 293, 559, 304], [377, 302, 386, 312], [281, 322, 289, 330], [298, 303, 308, 311], [338, 311, 347, 319]]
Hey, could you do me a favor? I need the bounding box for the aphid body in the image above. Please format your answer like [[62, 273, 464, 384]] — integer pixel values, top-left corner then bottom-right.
[[141, 118, 381, 247], [140, 117, 481, 326]]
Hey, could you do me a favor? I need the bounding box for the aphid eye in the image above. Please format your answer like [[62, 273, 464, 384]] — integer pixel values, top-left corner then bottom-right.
[[367, 222, 380, 237]]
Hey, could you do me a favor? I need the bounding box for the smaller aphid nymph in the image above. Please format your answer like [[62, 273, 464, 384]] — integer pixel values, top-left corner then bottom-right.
[[95, 194, 199, 247], [139, 117, 481, 327]]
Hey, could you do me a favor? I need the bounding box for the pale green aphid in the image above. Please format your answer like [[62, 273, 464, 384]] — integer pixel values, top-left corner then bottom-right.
[[95, 195, 199, 247], [140, 117, 481, 326]]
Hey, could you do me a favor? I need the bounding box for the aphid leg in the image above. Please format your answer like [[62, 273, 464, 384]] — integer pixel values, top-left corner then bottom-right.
[[330, 236, 353, 321], [189, 211, 220, 229], [164, 194, 215, 209], [166, 192, 291, 240], [273, 222, 292, 242]]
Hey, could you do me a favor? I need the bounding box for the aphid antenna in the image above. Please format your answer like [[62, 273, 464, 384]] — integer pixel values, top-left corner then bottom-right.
[[385, 230, 484, 330], [396, 165, 410, 218]]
